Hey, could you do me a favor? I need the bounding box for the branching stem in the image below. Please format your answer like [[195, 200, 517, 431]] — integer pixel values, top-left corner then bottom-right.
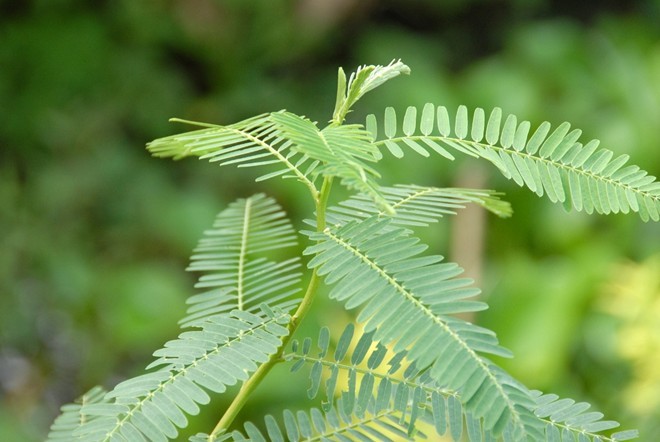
[[210, 176, 334, 439]]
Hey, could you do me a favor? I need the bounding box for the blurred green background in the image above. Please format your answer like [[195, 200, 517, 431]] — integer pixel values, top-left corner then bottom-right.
[[1, 0, 659, 440]]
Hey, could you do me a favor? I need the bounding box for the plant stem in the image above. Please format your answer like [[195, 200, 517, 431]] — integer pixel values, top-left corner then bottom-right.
[[210, 176, 334, 439]]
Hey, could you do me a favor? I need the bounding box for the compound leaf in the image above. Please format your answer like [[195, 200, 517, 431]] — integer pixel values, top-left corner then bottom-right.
[[368, 104, 659, 221]]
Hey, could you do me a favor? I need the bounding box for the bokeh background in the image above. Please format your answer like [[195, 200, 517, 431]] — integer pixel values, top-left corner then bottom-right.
[[2, 0, 659, 440]]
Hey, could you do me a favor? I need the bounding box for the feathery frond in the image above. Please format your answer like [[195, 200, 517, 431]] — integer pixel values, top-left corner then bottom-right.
[[285, 324, 467, 440], [324, 184, 512, 228], [367, 104, 660, 221], [182, 194, 302, 327], [75, 307, 291, 442], [146, 113, 320, 197], [302, 217, 541, 439], [46, 387, 108, 442], [271, 111, 393, 213], [286, 325, 453, 405], [285, 326, 636, 441], [532, 391, 639, 442]]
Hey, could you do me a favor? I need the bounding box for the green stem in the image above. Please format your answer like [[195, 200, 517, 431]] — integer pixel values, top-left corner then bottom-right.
[[210, 176, 334, 439]]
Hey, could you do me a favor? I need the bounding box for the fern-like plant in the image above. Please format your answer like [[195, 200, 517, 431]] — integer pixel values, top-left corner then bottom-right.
[[47, 60, 658, 441]]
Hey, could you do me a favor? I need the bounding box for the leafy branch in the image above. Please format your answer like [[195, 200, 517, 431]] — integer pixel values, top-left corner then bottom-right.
[[47, 60, 649, 442]]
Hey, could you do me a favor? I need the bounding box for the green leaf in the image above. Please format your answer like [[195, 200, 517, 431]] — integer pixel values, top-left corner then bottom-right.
[[272, 111, 392, 213], [303, 218, 538, 438], [500, 114, 517, 149], [308, 361, 322, 399], [334, 67, 348, 119], [46, 386, 109, 442], [403, 106, 417, 136], [335, 323, 354, 361], [526, 121, 551, 155], [368, 105, 659, 221], [147, 113, 319, 193], [471, 107, 485, 142], [232, 394, 418, 442], [182, 194, 302, 327], [437, 106, 451, 136], [485, 107, 502, 146], [455, 105, 468, 140], [323, 184, 512, 228], [513, 120, 531, 152], [538, 122, 571, 158], [348, 60, 410, 100], [334, 60, 410, 123], [76, 307, 291, 442], [420, 103, 435, 136], [448, 395, 463, 441], [532, 391, 635, 441], [384, 107, 397, 139], [611, 430, 641, 441]]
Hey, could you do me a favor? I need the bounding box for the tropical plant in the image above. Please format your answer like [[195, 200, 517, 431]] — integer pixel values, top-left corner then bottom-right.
[[47, 60, 658, 441]]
